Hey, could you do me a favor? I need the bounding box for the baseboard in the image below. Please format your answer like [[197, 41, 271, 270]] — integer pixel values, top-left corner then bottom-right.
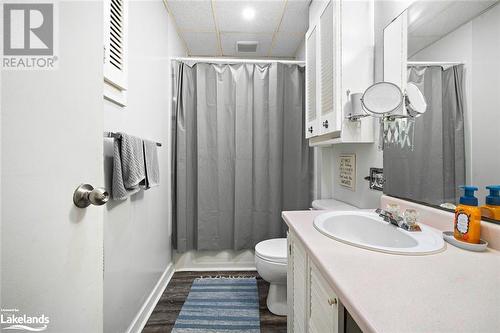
[[174, 249, 257, 271], [126, 263, 175, 333]]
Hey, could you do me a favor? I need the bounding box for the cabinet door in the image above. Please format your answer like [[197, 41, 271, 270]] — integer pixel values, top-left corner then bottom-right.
[[309, 261, 339, 333], [319, 0, 341, 135], [291, 234, 308, 333], [305, 25, 319, 138], [339, 0, 375, 143], [384, 9, 407, 89], [287, 233, 294, 332]]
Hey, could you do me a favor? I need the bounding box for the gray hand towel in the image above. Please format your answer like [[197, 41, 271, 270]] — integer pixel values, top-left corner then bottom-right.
[[143, 140, 160, 189], [112, 133, 145, 200]]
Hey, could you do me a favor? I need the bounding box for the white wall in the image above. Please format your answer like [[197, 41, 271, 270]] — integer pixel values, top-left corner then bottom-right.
[[295, 40, 305, 61], [411, 3, 500, 204], [102, 1, 186, 332]]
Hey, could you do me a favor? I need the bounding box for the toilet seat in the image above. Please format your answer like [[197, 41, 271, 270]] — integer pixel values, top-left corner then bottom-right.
[[255, 238, 287, 264]]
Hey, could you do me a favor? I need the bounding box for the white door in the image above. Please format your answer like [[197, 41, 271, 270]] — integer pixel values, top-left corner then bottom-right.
[[1, 2, 104, 333]]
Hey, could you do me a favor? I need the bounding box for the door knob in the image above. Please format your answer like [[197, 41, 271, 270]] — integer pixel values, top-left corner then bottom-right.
[[322, 120, 329, 128], [73, 184, 109, 208], [308, 126, 313, 133]]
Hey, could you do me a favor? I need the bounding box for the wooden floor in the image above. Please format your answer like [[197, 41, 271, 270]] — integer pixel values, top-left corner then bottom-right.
[[142, 271, 287, 333]]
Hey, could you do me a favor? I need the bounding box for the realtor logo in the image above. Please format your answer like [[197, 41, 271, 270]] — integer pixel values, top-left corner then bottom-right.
[[2, 2, 58, 69], [4, 3, 53, 55], [1, 308, 50, 331]]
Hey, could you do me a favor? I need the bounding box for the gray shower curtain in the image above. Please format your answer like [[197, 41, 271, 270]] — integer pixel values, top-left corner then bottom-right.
[[384, 65, 465, 205], [172, 61, 312, 252]]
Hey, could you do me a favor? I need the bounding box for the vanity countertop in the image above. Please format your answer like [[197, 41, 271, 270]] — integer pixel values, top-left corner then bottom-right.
[[283, 210, 500, 333]]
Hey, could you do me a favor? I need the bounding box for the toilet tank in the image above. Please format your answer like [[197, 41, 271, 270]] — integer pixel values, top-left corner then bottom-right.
[[311, 199, 358, 211]]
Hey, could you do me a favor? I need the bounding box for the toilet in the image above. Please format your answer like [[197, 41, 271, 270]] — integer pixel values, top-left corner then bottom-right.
[[255, 238, 288, 316], [255, 200, 357, 316]]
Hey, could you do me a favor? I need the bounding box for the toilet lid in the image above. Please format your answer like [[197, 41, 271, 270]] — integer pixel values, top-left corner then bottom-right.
[[255, 238, 287, 263]]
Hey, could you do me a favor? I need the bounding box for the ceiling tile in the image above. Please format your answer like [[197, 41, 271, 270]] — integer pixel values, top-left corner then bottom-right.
[[279, 0, 309, 34], [269, 32, 304, 57], [221, 32, 273, 57], [183, 32, 219, 56], [167, 0, 215, 32], [215, 0, 285, 33]]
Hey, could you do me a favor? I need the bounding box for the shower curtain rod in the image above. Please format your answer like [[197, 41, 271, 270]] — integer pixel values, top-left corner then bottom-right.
[[407, 61, 464, 67], [171, 57, 305, 65]]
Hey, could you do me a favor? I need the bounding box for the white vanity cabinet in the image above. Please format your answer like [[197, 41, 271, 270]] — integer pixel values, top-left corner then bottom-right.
[[288, 232, 339, 333], [288, 233, 308, 333], [309, 260, 339, 333], [305, 0, 374, 145]]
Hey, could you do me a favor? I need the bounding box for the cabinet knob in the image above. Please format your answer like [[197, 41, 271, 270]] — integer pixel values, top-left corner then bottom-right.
[[308, 126, 313, 133], [322, 120, 329, 128], [328, 297, 337, 306]]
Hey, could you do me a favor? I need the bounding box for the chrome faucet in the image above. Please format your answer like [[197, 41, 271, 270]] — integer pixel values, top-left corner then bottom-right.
[[375, 208, 403, 227], [375, 208, 421, 232]]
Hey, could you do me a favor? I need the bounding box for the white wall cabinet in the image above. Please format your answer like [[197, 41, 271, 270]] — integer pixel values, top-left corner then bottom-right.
[[305, 0, 374, 145], [288, 232, 340, 333], [305, 26, 319, 138]]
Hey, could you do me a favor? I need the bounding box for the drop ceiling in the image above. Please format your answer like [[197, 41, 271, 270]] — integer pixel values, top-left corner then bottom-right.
[[164, 0, 310, 58]]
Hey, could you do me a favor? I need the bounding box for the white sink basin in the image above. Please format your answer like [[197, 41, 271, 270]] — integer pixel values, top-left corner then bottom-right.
[[313, 211, 445, 255]]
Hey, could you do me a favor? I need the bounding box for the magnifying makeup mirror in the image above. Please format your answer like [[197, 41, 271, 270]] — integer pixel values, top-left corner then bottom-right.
[[405, 82, 427, 117], [361, 82, 403, 116], [360, 81, 427, 118]]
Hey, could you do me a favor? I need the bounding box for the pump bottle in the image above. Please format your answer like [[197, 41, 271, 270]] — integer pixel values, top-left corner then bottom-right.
[[454, 186, 481, 244], [481, 185, 500, 220]]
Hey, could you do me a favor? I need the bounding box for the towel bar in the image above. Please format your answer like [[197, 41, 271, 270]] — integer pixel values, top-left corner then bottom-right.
[[104, 132, 162, 147]]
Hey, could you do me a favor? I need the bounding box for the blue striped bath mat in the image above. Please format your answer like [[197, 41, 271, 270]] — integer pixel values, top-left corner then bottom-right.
[[172, 277, 260, 333]]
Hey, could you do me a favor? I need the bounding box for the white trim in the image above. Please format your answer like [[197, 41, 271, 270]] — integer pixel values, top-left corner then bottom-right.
[[174, 249, 257, 271], [171, 57, 304, 65], [175, 267, 257, 272], [125, 263, 175, 333]]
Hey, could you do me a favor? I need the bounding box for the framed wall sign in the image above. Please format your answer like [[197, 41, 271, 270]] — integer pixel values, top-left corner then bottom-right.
[[339, 154, 356, 190]]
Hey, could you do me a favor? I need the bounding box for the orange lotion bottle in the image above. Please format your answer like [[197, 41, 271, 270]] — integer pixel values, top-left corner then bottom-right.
[[454, 186, 481, 244], [482, 185, 500, 220]]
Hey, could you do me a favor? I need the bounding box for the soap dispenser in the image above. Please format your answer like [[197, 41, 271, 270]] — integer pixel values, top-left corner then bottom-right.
[[482, 185, 500, 220], [454, 186, 481, 244]]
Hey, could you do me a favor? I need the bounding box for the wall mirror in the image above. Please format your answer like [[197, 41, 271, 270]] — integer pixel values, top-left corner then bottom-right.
[[382, 0, 500, 222]]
